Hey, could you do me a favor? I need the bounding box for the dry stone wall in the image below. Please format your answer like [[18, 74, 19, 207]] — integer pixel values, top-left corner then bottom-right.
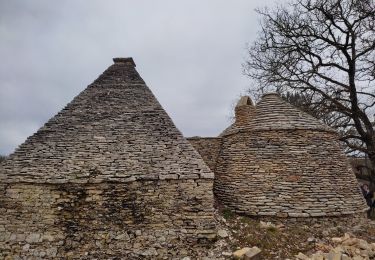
[[0, 180, 214, 259], [215, 129, 365, 217], [187, 137, 222, 172]]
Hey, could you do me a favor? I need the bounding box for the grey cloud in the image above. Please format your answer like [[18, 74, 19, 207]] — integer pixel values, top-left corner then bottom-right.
[[0, 0, 283, 155]]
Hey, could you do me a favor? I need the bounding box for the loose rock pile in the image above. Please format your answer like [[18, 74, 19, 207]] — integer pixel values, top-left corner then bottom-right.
[[216, 210, 375, 259], [296, 233, 375, 260]]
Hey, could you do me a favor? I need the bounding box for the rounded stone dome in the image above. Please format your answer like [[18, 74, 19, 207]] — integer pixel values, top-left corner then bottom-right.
[[221, 93, 333, 136], [248, 93, 333, 132]]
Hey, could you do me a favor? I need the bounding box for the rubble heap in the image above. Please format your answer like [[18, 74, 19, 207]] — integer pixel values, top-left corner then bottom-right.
[[297, 233, 375, 260]]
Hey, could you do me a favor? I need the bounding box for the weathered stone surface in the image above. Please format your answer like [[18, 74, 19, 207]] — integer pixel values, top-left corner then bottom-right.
[[217, 229, 229, 238], [327, 251, 342, 260], [233, 247, 251, 259], [1, 180, 216, 258], [244, 246, 261, 260], [296, 252, 310, 259], [187, 137, 221, 172], [25, 233, 41, 243]]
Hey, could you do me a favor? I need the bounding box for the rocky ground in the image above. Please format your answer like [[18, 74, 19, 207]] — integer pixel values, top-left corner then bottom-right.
[[187, 208, 375, 260], [2, 207, 374, 259]]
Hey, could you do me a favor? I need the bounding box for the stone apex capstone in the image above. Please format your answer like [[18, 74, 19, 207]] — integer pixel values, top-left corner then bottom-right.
[[235, 96, 254, 107], [113, 57, 136, 67]]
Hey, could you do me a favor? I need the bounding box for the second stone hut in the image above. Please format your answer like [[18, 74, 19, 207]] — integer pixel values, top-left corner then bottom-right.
[[188, 93, 366, 218]]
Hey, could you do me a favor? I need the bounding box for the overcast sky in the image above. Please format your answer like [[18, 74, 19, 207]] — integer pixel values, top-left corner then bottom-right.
[[0, 0, 282, 155]]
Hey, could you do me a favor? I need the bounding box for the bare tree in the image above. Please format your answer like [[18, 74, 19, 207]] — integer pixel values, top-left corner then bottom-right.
[[281, 91, 363, 155], [244, 0, 375, 185], [281, 91, 330, 123]]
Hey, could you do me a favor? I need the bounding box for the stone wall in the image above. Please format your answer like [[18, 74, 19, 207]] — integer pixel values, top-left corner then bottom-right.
[[214, 129, 366, 217], [0, 179, 215, 259], [187, 137, 222, 172]]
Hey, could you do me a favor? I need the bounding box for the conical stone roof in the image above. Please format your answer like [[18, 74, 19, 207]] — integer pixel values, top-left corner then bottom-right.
[[221, 93, 333, 136], [0, 57, 213, 183]]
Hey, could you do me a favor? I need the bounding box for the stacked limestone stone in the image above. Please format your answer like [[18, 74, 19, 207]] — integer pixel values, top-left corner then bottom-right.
[[0, 58, 216, 259], [189, 93, 366, 218], [187, 137, 222, 172]]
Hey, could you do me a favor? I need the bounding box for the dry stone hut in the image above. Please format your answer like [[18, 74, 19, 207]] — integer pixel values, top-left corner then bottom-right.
[[188, 93, 366, 218], [0, 58, 216, 259]]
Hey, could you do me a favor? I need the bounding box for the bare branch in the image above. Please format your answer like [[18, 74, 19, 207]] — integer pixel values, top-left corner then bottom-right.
[[245, 0, 375, 183]]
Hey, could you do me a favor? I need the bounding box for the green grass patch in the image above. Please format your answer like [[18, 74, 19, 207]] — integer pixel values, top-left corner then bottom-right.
[[222, 208, 235, 220]]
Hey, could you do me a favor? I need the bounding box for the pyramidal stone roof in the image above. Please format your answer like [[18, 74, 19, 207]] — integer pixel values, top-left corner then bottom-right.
[[0, 57, 213, 183], [221, 93, 333, 136]]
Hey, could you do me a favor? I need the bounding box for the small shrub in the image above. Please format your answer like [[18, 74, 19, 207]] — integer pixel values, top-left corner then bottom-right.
[[222, 208, 234, 220], [267, 226, 277, 233]]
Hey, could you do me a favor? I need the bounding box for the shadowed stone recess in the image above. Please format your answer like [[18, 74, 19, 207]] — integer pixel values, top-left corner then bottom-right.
[[0, 58, 216, 259]]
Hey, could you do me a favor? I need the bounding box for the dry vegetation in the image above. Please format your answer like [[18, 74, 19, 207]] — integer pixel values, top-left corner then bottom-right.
[[216, 208, 375, 259]]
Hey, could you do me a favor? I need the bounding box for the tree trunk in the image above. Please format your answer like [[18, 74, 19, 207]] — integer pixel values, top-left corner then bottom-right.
[[367, 153, 375, 192]]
